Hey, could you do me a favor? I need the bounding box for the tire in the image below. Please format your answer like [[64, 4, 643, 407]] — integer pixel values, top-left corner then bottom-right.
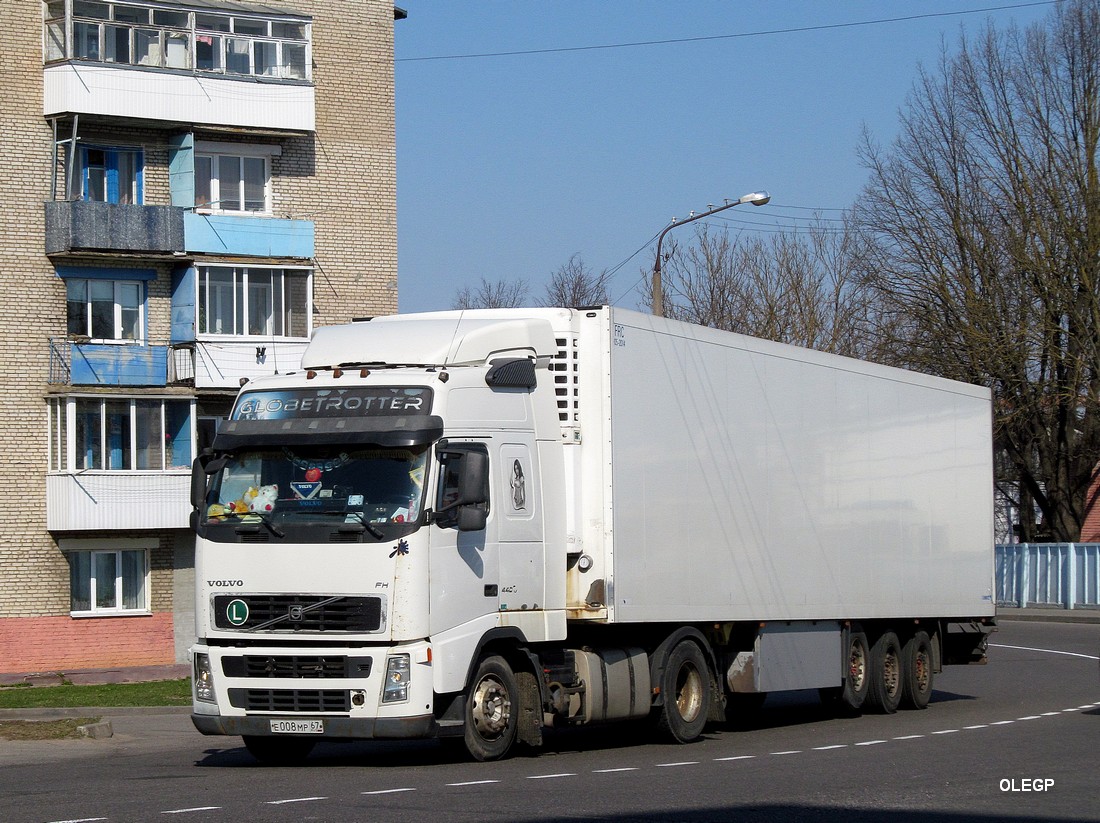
[[825, 624, 870, 715], [866, 631, 903, 714], [656, 640, 711, 743], [900, 630, 934, 710], [242, 735, 316, 765], [464, 655, 519, 762]]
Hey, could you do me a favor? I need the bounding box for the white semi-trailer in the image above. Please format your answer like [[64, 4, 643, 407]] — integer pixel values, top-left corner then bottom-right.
[[189, 306, 995, 763]]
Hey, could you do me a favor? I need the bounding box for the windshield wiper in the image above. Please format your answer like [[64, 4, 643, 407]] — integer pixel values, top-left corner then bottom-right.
[[230, 511, 285, 539], [328, 510, 385, 540]]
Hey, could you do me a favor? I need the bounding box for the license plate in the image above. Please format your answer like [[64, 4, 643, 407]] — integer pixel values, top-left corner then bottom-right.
[[269, 719, 324, 734]]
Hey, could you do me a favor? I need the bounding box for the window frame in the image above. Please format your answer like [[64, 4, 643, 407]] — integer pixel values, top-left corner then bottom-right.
[[194, 151, 270, 214], [196, 264, 312, 340], [72, 144, 144, 205], [65, 277, 145, 343], [63, 539, 152, 617], [49, 396, 194, 473], [45, 1, 312, 81]]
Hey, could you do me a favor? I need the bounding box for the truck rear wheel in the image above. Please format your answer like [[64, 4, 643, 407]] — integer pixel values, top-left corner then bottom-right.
[[656, 640, 711, 743], [821, 624, 870, 715], [900, 631, 934, 710], [866, 631, 903, 713], [464, 655, 519, 762], [242, 735, 316, 765]]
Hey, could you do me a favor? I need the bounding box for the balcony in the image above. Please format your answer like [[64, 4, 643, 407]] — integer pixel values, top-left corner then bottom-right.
[[183, 212, 313, 259], [50, 338, 171, 387], [47, 472, 190, 531], [45, 201, 184, 257], [171, 340, 308, 389]]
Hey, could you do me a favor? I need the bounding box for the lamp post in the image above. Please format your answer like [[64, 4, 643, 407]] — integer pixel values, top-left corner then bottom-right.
[[651, 190, 770, 317]]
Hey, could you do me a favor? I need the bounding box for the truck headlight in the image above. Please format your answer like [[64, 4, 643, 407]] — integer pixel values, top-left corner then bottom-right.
[[194, 652, 216, 703], [382, 654, 410, 703]]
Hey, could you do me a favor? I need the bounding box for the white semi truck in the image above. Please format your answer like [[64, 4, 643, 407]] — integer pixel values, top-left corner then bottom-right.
[[189, 306, 996, 763]]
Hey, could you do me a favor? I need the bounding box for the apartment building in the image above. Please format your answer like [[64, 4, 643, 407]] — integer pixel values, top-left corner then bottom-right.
[[0, 0, 403, 673]]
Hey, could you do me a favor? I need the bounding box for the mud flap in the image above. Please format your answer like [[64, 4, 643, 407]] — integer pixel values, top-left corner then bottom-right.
[[515, 668, 543, 747]]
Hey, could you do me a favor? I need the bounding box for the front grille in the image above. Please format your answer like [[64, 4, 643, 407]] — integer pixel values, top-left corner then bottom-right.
[[229, 688, 350, 713], [213, 595, 383, 632], [222, 654, 372, 679]]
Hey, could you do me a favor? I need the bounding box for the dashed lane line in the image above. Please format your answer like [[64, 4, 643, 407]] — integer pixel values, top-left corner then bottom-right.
[[161, 808, 222, 815], [265, 796, 327, 805], [136, 700, 1100, 820]]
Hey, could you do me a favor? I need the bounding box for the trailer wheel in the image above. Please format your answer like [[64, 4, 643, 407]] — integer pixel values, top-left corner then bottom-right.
[[866, 631, 903, 713], [464, 655, 519, 762], [900, 631, 934, 710], [821, 624, 870, 715], [242, 735, 316, 765], [656, 640, 711, 743]]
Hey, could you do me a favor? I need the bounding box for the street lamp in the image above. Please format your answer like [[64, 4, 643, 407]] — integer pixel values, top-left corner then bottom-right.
[[651, 190, 770, 317]]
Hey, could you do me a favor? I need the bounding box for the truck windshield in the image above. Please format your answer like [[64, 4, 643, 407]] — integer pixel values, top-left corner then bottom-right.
[[202, 445, 428, 543]]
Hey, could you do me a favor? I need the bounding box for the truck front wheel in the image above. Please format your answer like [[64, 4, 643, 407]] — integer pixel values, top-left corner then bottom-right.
[[464, 655, 519, 761], [656, 640, 711, 743]]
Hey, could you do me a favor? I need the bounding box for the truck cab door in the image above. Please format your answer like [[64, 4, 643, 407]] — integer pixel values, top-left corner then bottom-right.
[[427, 443, 498, 636]]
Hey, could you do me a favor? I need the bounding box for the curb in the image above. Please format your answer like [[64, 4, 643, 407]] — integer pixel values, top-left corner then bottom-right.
[[0, 706, 192, 721]]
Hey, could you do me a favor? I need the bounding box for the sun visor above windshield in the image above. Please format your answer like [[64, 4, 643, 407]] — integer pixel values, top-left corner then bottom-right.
[[212, 415, 444, 451], [302, 315, 558, 369]]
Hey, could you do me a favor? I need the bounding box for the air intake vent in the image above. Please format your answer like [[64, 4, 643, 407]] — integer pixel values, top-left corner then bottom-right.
[[551, 335, 580, 423], [229, 688, 350, 713], [213, 595, 384, 632]]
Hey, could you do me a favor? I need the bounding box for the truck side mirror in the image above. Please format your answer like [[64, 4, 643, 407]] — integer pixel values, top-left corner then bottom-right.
[[190, 457, 208, 508], [433, 445, 489, 530]]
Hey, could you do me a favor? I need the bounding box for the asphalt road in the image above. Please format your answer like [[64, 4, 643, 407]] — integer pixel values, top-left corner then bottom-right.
[[1, 620, 1097, 823]]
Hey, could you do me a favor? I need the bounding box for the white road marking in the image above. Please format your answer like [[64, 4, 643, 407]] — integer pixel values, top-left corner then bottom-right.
[[47, 819, 108, 823], [855, 740, 885, 746], [893, 735, 924, 740], [813, 745, 848, 750], [162, 808, 222, 815], [657, 761, 699, 767], [527, 773, 576, 779], [1017, 715, 1042, 721], [964, 725, 988, 729], [266, 797, 327, 805], [362, 788, 417, 795], [990, 643, 1099, 661], [715, 755, 757, 760], [594, 767, 639, 773], [447, 780, 500, 787], [932, 729, 959, 735]]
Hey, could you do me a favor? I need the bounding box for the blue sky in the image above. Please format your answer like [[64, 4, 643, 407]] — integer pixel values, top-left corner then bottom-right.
[[394, 2, 1055, 313]]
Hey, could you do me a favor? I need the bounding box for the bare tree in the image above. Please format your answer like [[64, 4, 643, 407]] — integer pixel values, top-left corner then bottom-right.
[[853, 0, 1100, 540], [537, 254, 612, 308], [645, 221, 882, 360], [452, 277, 529, 310]]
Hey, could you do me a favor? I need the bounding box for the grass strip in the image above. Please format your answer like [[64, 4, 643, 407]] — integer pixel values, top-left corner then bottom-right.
[[0, 718, 101, 740], [0, 678, 190, 709]]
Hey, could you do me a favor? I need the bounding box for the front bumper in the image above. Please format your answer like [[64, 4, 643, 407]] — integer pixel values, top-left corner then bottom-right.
[[191, 712, 435, 739]]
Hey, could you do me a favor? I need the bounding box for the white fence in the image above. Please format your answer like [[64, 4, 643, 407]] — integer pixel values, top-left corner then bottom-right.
[[995, 543, 1100, 610]]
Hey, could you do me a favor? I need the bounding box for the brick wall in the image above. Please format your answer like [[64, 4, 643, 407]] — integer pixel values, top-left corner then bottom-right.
[[0, 1, 399, 673], [0, 613, 176, 672]]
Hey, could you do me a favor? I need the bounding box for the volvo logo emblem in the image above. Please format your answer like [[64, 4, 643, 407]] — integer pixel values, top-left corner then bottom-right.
[[288, 605, 304, 622]]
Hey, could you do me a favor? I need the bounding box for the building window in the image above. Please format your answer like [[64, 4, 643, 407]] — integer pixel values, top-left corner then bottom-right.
[[198, 266, 310, 338], [67, 547, 149, 615], [50, 397, 193, 471], [45, 1, 311, 81], [195, 153, 268, 213], [71, 146, 144, 205], [66, 278, 144, 341]]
